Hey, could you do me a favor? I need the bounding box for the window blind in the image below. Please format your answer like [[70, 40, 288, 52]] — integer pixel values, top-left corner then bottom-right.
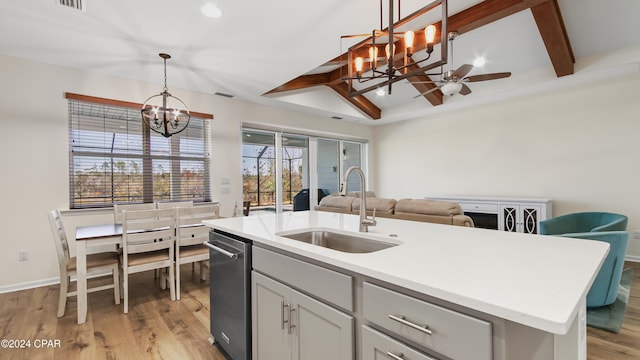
[[67, 95, 211, 208]]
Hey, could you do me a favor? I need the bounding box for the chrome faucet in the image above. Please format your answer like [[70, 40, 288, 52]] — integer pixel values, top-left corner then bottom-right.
[[340, 166, 376, 232]]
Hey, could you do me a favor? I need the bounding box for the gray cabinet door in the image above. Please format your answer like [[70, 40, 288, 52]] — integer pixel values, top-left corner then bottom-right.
[[253, 271, 354, 360], [252, 272, 292, 360], [293, 288, 354, 360]]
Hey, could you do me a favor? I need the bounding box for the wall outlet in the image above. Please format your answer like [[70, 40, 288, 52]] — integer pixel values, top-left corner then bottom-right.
[[19, 251, 28, 261], [633, 230, 640, 240]]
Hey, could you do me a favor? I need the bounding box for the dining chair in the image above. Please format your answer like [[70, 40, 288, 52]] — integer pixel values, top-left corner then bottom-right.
[[156, 200, 194, 209], [175, 205, 219, 300], [155, 201, 194, 277], [113, 203, 155, 223], [121, 208, 176, 313], [48, 209, 120, 318]]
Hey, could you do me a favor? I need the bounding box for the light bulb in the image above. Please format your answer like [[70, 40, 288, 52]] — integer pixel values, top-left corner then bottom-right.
[[425, 25, 436, 44], [368, 46, 378, 68], [385, 43, 395, 60], [354, 57, 364, 77], [404, 30, 415, 55]]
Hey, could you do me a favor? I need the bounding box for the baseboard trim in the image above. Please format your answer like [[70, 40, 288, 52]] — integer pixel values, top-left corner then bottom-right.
[[0, 272, 114, 294], [625, 255, 640, 263], [0, 277, 59, 294]]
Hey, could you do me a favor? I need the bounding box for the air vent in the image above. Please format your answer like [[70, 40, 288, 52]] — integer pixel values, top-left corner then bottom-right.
[[58, 0, 84, 11], [215, 92, 234, 98], [331, 116, 343, 120]]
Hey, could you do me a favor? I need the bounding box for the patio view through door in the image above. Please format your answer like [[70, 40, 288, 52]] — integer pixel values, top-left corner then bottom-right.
[[242, 128, 364, 215]]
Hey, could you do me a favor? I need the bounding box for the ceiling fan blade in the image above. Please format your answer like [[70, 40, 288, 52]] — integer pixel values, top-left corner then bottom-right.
[[452, 64, 473, 79], [463, 72, 512, 82], [459, 83, 472, 96], [407, 80, 440, 84], [413, 86, 442, 99]]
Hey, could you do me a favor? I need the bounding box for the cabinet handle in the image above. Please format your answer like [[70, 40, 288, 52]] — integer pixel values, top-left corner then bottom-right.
[[281, 301, 289, 330], [388, 314, 433, 335], [386, 351, 405, 360], [288, 307, 296, 334]]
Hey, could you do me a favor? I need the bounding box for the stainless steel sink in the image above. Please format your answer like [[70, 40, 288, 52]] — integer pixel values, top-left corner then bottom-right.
[[278, 229, 398, 253]]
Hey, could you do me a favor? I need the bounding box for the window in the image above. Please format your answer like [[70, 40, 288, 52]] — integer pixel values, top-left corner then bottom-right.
[[66, 93, 211, 208], [242, 127, 366, 214]]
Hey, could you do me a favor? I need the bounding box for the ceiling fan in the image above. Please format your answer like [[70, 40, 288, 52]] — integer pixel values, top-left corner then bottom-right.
[[412, 32, 511, 98]]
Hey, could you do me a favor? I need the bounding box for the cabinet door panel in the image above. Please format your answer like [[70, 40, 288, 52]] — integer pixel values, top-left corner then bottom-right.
[[252, 272, 292, 360], [502, 206, 518, 232], [293, 289, 354, 360], [522, 207, 539, 234]]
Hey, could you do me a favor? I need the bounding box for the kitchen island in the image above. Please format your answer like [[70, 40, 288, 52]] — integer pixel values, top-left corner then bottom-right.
[[203, 210, 609, 360]]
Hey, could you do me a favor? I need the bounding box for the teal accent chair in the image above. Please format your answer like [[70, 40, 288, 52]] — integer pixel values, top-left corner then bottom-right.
[[561, 231, 629, 307], [539, 212, 628, 235]]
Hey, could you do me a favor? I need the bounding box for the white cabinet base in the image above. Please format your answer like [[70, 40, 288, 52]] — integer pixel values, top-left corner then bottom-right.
[[426, 196, 552, 234]]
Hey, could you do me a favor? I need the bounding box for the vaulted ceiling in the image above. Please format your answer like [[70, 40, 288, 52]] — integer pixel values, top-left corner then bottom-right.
[[0, 0, 638, 125], [265, 0, 574, 120]]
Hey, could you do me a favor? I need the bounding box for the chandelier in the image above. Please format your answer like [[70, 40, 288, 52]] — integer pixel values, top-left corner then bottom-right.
[[141, 53, 190, 138], [342, 0, 448, 97]]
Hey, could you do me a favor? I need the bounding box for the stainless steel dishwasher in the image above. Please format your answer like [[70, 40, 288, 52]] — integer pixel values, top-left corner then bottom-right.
[[204, 229, 252, 360]]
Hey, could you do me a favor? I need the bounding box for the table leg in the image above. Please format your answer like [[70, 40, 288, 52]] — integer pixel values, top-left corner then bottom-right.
[[76, 240, 88, 324], [554, 297, 587, 360]]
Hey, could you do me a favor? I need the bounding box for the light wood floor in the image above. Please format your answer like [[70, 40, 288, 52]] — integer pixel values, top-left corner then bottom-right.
[[1, 262, 639, 360], [587, 261, 640, 360], [0, 265, 227, 360]]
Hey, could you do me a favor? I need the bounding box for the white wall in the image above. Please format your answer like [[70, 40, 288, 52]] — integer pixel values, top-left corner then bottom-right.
[[373, 71, 640, 258], [3, 51, 638, 290], [0, 54, 373, 289]]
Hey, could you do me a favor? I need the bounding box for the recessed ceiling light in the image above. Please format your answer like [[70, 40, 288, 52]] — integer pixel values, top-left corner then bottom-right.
[[473, 57, 486, 67], [201, 4, 222, 18]]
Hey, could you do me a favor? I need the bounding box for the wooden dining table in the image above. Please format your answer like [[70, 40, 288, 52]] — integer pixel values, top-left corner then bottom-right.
[[74, 223, 123, 324]]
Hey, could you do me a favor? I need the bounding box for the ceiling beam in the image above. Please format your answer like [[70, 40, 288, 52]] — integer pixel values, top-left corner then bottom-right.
[[405, 60, 443, 106], [450, 0, 549, 35], [530, 0, 574, 76], [263, 73, 333, 95], [329, 82, 382, 120]]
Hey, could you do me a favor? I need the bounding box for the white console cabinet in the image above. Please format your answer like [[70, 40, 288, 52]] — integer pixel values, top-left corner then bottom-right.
[[426, 196, 552, 234]]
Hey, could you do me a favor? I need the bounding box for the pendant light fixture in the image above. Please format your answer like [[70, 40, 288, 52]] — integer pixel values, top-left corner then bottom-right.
[[141, 53, 190, 138], [342, 0, 448, 97]]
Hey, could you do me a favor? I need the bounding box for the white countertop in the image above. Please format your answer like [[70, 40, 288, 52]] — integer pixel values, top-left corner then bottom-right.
[[203, 210, 609, 335]]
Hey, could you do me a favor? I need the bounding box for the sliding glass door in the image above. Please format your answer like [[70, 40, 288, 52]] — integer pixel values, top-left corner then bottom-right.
[[316, 139, 341, 195], [242, 130, 276, 213], [342, 141, 363, 193], [316, 139, 363, 195], [243, 128, 365, 215], [282, 134, 309, 211]]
